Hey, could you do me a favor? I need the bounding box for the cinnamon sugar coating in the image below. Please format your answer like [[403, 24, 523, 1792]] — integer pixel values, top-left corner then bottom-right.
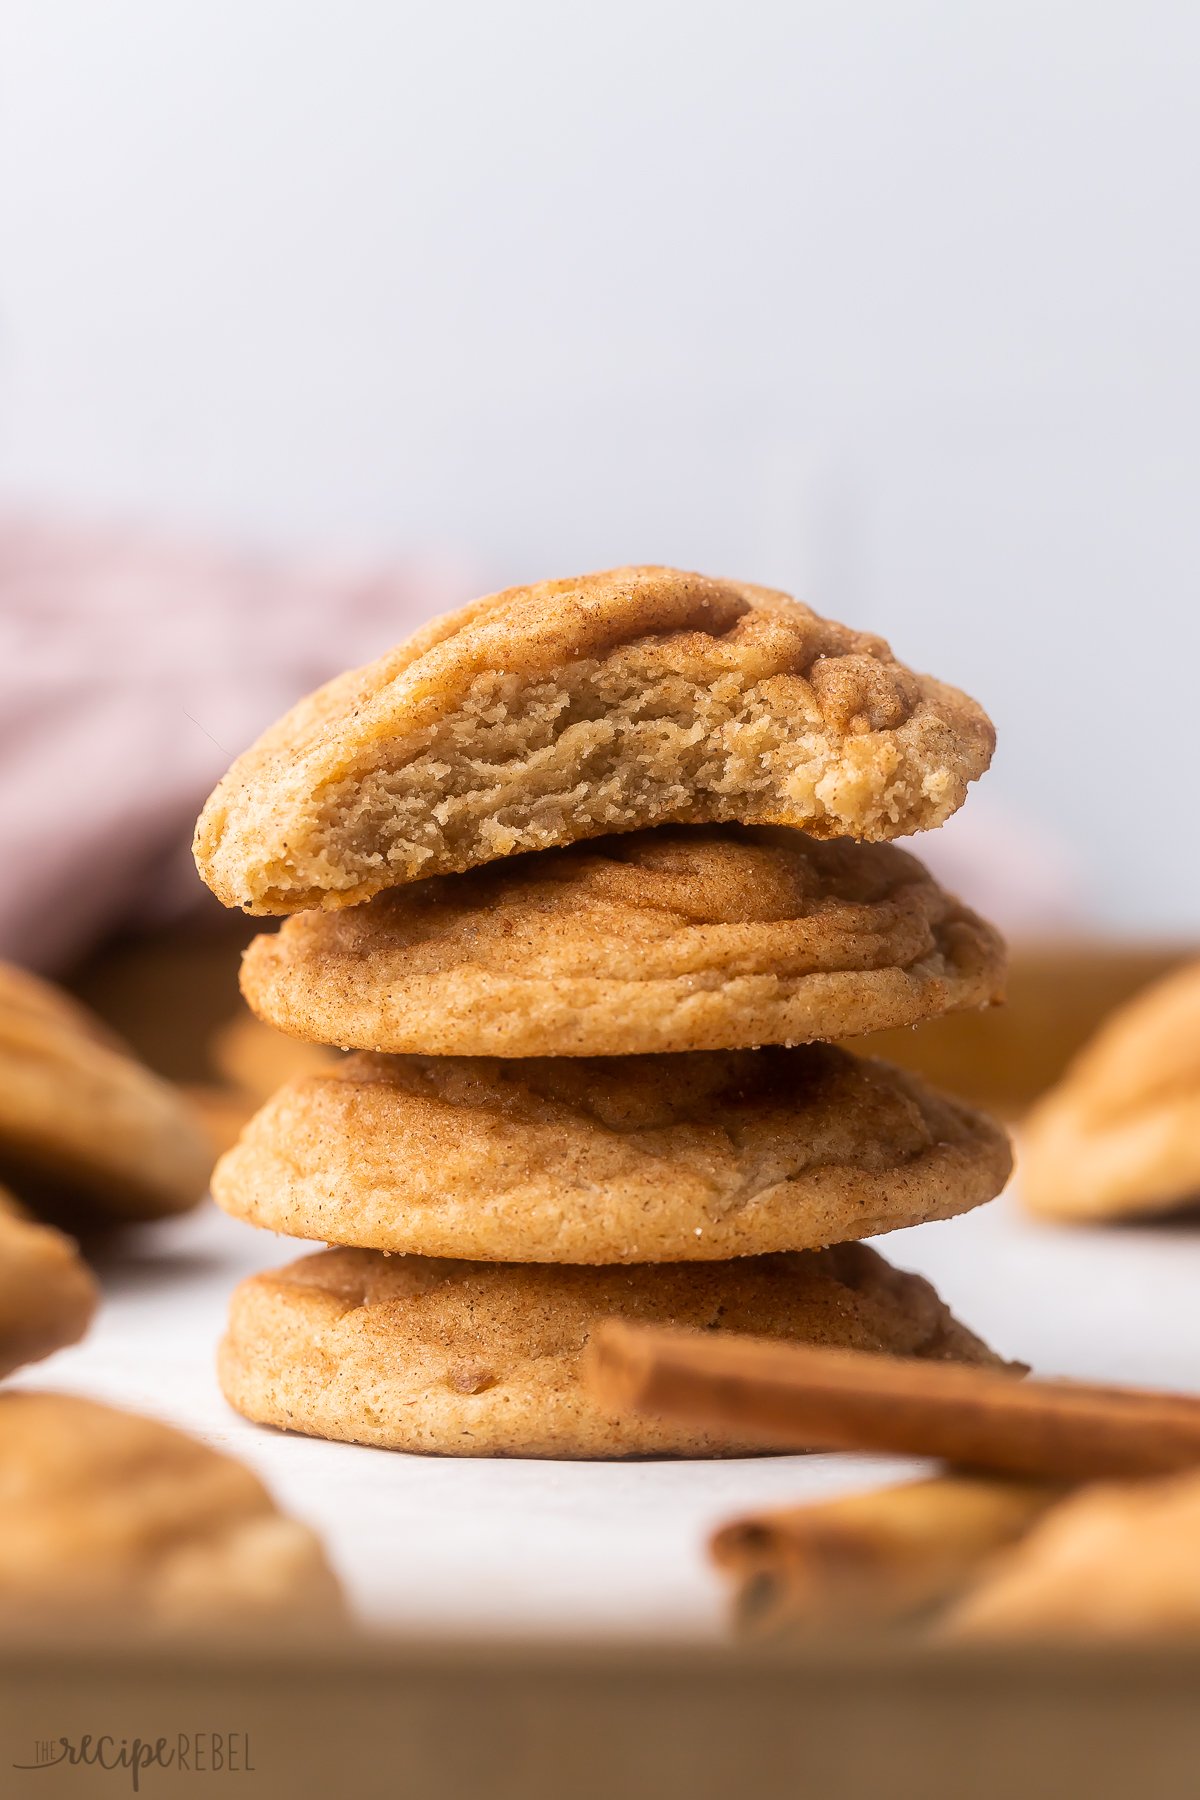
[[212, 1044, 1012, 1263], [241, 826, 1005, 1057], [219, 1242, 1008, 1459]]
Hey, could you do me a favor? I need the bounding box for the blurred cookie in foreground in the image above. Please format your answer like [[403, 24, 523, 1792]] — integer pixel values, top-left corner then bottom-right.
[[0, 960, 213, 1227], [1020, 959, 1200, 1222], [212, 1046, 1013, 1264], [0, 1186, 97, 1378], [194, 566, 995, 914], [712, 1475, 1061, 1639], [944, 1470, 1200, 1641], [241, 827, 1005, 1058], [219, 1242, 1007, 1460], [0, 1391, 344, 1628]]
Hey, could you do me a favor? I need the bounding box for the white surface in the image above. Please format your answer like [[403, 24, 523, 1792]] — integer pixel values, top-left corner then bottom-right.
[[12, 1190, 1200, 1641], [2, 4, 1200, 929]]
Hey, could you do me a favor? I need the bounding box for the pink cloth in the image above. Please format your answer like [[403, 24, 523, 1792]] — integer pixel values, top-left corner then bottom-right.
[[898, 802, 1082, 939], [0, 516, 471, 969]]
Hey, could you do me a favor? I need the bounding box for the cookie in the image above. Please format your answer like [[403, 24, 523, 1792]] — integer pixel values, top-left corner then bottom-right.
[[218, 1242, 1009, 1459], [945, 1472, 1200, 1641], [194, 566, 995, 914], [210, 1011, 336, 1101], [0, 1390, 343, 1625], [181, 1083, 261, 1158], [241, 827, 1005, 1058], [0, 960, 213, 1224], [0, 1185, 97, 1378], [1020, 959, 1200, 1222], [212, 1045, 1013, 1263]]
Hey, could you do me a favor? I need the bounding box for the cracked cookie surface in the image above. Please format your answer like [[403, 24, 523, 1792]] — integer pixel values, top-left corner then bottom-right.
[[213, 1044, 1012, 1263], [241, 825, 1005, 1057]]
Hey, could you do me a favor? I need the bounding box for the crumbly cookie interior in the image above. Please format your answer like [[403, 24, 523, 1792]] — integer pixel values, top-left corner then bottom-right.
[[258, 654, 961, 910]]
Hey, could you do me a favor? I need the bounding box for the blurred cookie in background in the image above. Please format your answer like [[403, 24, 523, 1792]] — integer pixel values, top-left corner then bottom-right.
[[0, 960, 213, 1228], [855, 940, 1197, 1118], [179, 1011, 337, 1159], [944, 1469, 1200, 1641], [177, 1082, 261, 1160], [0, 1185, 97, 1379], [210, 1010, 337, 1103], [1020, 959, 1200, 1223], [61, 914, 336, 1160]]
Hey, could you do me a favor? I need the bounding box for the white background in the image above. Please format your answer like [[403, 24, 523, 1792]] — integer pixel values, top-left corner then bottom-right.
[[1, 2, 1198, 929]]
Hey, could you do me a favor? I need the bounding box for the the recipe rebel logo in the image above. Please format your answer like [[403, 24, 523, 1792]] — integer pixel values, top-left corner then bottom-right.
[[12, 1732, 255, 1791]]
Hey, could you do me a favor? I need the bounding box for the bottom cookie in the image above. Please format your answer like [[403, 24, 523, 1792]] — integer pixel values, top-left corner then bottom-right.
[[219, 1243, 1010, 1459]]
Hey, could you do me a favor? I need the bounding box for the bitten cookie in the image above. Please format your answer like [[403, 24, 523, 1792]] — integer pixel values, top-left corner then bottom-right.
[[212, 1045, 1012, 1264], [219, 1242, 1010, 1459], [0, 1391, 344, 1626], [194, 566, 995, 914], [241, 827, 1005, 1057], [0, 960, 213, 1224], [0, 1186, 97, 1378], [1020, 958, 1200, 1222]]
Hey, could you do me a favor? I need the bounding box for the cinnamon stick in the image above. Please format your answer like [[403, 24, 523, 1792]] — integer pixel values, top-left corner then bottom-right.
[[585, 1323, 1200, 1480], [711, 1475, 1062, 1638]]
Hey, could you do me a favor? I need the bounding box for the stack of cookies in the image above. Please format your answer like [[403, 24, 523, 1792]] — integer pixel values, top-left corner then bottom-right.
[[197, 567, 1015, 1458]]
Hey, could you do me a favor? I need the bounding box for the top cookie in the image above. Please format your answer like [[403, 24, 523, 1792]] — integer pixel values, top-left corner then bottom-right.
[[241, 827, 1005, 1056], [194, 567, 995, 914], [0, 961, 213, 1225]]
